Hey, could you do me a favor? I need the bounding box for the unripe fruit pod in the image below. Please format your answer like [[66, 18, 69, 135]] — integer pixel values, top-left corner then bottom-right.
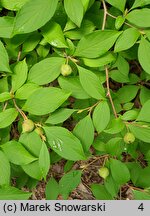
[[124, 132, 135, 144], [98, 167, 109, 179], [22, 119, 35, 133], [115, 16, 125, 30], [34, 127, 44, 136], [61, 64, 72, 76]]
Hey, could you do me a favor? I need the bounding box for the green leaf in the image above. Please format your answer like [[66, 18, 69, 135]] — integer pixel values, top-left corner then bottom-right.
[[105, 137, 124, 156], [131, 0, 150, 9], [136, 166, 150, 188], [73, 115, 94, 152], [92, 136, 106, 152], [126, 9, 150, 27], [12, 0, 58, 34], [104, 175, 120, 198], [93, 101, 110, 133], [45, 177, 59, 200], [64, 161, 74, 172], [12, 59, 28, 92], [44, 126, 86, 161], [0, 186, 32, 200], [0, 92, 11, 103], [28, 57, 65, 85], [114, 28, 140, 52], [106, 0, 126, 12], [15, 83, 41, 100], [0, 16, 14, 38], [117, 85, 139, 103], [115, 16, 125, 30], [127, 162, 141, 185], [1, 0, 29, 11], [110, 159, 130, 185], [128, 123, 150, 143], [140, 86, 150, 106], [22, 161, 43, 180], [81, 0, 92, 11], [82, 52, 115, 67], [23, 87, 71, 115], [0, 77, 8, 93], [36, 44, 50, 58], [0, 40, 11, 73], [41, 21, 68, 48], [1, 141, 37, 165], [133, 190, 150, 200], [39, 142, 50, 180], [64, 19, 95, 40], [110, 55, 130, 83], [22, 32, 41, 52], [0, 108, 18, 129], [136, 99, 150, 122], [104, 118, 125, 134], [59, 170, 82, 199], [91, 184, 113, 200], [138, 37, 150, 75], [78, 66, 105, 99], [74, 30, 122, 58], [64, 0, 84, 27], [45, 108, 75, 125], [19, 131, 43, 157], [0, 151, 10, 186], [58, 76, 90, 99], [121, 110, 139, 121]]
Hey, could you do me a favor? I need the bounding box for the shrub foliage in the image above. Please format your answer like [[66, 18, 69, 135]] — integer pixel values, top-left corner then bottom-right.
[[0, 0, 150, 200]]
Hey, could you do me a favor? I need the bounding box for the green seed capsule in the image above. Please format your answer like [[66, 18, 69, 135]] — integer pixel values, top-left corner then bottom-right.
[[124, 132, 135, 144], [22, 119, 34, 133], [98, 167, 109, 179], [61, 64, 72, 76]]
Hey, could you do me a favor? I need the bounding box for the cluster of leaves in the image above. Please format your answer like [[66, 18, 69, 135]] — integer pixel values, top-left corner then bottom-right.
[[0, 0, 150, 200]]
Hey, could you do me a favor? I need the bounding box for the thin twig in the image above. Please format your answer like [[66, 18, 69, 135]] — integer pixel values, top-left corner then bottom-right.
[[3, 101, 8, 111], [17, 46, 22, 62], [81, 154, 109, 171], [77, 101, 100, 114], [12, 98, 27, 120], [125, 121, 150, 129], [107, 12, 135, 28], [127, 184, 146, 193], [105, 66, 118, 118], [102, 0, 107, 30], [102, 0, 135, 29]]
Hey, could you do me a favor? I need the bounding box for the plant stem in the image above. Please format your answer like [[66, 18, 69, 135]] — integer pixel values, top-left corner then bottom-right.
[[101, 1, 118, 118], [105, 66, 118, 118], [3, 102, 8, 111], [12, 98, 27, 120], [77, 101, 100, 114], [127, 184, 146, 193], [101, 0, 135, 29], [102, 0, 107, 30], [17, 46, 22, 62]]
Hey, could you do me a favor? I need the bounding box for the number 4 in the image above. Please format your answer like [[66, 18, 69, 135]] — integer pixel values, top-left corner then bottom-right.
[[138, 203, 144, 211]]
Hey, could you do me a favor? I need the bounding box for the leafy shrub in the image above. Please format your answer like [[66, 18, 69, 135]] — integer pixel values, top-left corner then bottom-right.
[[0, 0, 150, 200]]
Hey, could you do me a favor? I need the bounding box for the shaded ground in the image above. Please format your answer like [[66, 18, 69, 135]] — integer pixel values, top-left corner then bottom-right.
[[31, 154, 135, 200]]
